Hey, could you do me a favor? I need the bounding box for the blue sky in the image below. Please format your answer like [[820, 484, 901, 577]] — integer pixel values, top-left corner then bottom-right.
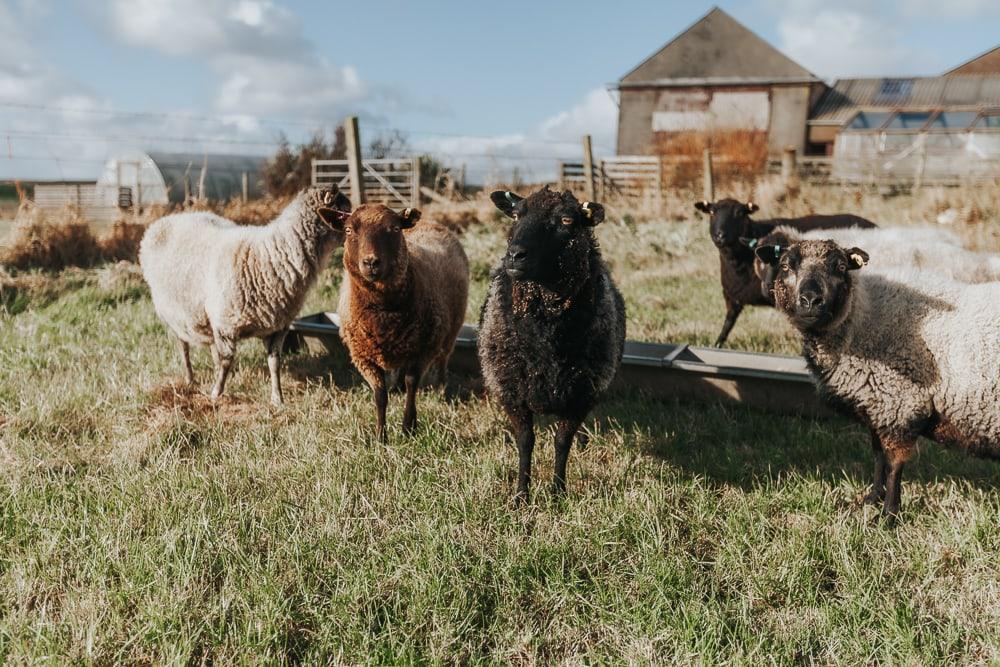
[[2, 0, 999, 181]]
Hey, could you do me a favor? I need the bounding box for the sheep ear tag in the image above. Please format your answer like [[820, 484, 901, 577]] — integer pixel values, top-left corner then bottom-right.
[[850, 253, 868, 269], [581, 203, 593, 220], [399, 207, 421, 229]]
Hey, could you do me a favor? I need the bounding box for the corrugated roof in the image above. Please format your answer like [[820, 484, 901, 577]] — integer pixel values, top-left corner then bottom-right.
[[810, 75, 1000, 124]]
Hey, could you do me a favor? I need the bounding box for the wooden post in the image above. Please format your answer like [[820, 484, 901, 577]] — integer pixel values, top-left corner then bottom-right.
[[411, 156, 421, 208], [582, 134, 595, 200], [241, 172, 249, 203], [557, 162, 564, 191], [135, 166, 142, 219], [345, 116, 365, 207], [459, 164, 466, 195], [702, 148, 714, 202], [781, 146, 798, 189]]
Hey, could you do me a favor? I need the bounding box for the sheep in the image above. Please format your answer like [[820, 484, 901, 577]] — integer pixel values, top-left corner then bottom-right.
[[747, 224, 1000, 302], [139, 186, 350, 405], [330, 204, 468, 441], [754, 238, 1000, 520], [479, 187, 626, 503], [693, 198, 877, 347]]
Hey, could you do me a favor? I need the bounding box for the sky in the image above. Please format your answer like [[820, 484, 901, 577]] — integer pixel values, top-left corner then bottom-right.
[[2, 0, 999, 183]]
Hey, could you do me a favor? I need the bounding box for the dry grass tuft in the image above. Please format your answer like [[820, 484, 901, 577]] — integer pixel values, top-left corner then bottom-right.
[[1, 205, 102, 271]]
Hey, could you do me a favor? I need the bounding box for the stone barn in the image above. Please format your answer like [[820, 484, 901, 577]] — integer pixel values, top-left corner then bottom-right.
[[614, 7, 826, 161]]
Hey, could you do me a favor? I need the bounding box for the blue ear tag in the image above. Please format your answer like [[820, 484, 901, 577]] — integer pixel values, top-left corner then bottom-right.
[[748, 238, 758, 248], [505, 191, 517, 205], [774, 244, 781, 254]]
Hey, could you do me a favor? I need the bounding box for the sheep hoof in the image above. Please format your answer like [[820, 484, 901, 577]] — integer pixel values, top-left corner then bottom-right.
[[862, 490, 884, 505]]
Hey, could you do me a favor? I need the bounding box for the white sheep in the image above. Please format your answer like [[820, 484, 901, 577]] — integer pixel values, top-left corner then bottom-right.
[[755, 238, 1000, 520], [139, 187, 350, 405]]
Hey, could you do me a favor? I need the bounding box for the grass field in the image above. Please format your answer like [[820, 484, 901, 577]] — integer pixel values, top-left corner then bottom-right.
[[1, 187, 1000, 662]]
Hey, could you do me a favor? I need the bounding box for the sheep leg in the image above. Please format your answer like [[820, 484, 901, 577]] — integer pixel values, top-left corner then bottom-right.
[[355, 360, 389, 443], [882, 438, 913, 523], [178, 339, 194, 386], [863, 431, 888, 505], [402, 364, 422, 435], [508, 408, 535, 505], [210, 336, 236, 402], [715, 303, 743, 347], [264, 330, 288, 406], [552, 418, 583, 496]]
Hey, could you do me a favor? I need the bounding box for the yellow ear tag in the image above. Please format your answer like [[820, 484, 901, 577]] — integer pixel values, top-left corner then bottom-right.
[[323, 192, 333, 205], [582, 202, 593, 219], [402, 208, 412, 218], [850, 253, 867, 267]]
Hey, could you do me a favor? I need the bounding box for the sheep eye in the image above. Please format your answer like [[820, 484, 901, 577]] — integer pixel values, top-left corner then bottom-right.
[[836, 262, 847, 272], [344, 227, 353, 235], [392, 226, 401, 233], [560, 216, 574, 226]]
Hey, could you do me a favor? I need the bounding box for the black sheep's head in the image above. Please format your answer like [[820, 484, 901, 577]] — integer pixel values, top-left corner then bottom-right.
[[308, 186, 352, 232], [755, 239, 869, 333], [695, 198, 759, 249], [490, 186, 603, 286]]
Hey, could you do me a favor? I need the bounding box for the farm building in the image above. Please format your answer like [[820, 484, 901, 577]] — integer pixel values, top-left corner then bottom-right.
[[615, 7, 1000, 185], [31, 151, 265, 222], [614, 7, 825, 160]]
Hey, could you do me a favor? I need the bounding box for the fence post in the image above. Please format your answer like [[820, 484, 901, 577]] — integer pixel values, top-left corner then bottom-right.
[[198, 155, 207, 203], [914, 135, 926, 191], [411, 156, 421, 208], [241, 172, 249, 203], [702, 148, 714, 202], [557, 162, 564, 191], [345, 116, 365, 207], [781, 146, 798, 190], [582, 134, 595, 201]]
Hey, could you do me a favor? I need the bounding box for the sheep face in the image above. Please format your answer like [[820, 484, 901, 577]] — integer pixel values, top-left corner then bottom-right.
[[337, 204, 421, 283], [489, 187, 604, 285], [755, 240, 868, 332], [695, 198, 759, 249]]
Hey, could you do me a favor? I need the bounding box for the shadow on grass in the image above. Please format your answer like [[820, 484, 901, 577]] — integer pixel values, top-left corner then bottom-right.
[[594, 388, 1000, 493]]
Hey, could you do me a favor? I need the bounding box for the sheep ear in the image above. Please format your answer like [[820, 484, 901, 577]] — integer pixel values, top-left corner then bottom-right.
[[746, 201, 760, 214], [318, 207, 350, 229], [580, 201, 605, 226], [694, 200, 713, 214], [847, 247, 869, 270], [490, 190, 523, 219], [754, 244, 784, 266], [399, 207, 421, 229], [331, 191, 351, 212]]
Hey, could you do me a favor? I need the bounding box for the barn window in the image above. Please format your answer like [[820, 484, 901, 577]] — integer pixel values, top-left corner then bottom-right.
[[846, 111, 892, 130], [928, 111, 978, 129], [975, 113, 1000, 128], [875, 78, 913, 104], [885, 111, 933, 130]]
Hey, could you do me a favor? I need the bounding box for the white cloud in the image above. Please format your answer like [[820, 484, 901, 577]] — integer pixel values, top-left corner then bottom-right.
[[897, 0, 1000, 18], [99, 0, 394, 120], [776, 8, 935, 78], [412, 88, 618, 185]]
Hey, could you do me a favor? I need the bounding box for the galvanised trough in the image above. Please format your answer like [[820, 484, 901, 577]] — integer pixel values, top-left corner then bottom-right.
[[291, 312, 831, 418]]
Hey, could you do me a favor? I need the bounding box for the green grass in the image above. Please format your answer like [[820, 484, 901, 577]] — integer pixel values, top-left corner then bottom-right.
[[1, 215, 999, 663]]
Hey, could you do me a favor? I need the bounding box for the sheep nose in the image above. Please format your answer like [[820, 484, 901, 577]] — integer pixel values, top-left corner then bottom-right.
[[362, 256, 381, 271], [508, 245, 529, 263], [799, 291, 824, 309]]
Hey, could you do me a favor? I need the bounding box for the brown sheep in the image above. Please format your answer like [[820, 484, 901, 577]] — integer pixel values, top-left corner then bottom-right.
[[332, 204, 469, 441]]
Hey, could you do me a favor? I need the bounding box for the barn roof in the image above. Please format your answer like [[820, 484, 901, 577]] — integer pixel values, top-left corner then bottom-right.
[[809, 75, 1000, 125], [618, 6, 820, 87], [146, 151, 265, 203], [945, 45, 1000, 76]]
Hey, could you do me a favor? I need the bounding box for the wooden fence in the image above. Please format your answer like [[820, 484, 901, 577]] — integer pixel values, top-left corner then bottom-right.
[[312, 157, 420, 208], [559, 156, 663, 201]]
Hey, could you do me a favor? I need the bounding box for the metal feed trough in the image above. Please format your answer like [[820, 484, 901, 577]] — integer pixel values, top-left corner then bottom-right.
[[291, 313, 830, 418]]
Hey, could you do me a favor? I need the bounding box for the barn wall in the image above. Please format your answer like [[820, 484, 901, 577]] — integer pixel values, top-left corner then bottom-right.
[[619, 85, 776, 155], [767, 85, 811, 154]]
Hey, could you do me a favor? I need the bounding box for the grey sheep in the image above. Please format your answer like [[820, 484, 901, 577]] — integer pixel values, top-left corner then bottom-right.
[[756, 238, 1000, 520]]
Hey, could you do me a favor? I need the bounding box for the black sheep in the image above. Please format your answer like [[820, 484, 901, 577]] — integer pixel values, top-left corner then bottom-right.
[[694, 198, 877, 347], [479, 187, 626, 503]]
